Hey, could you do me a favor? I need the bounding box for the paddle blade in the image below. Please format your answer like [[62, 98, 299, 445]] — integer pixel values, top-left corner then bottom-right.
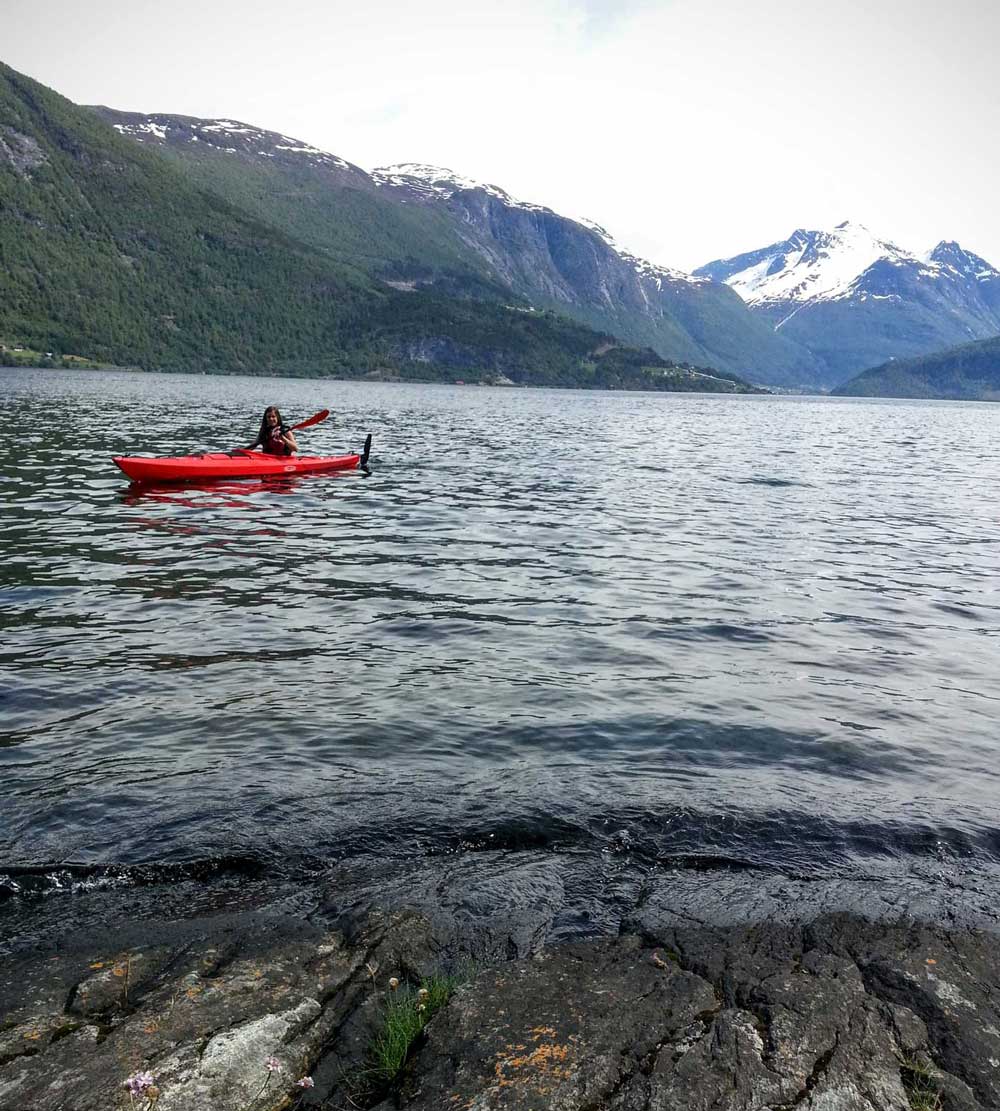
[[291, 409, 330, 432], [360, 433, 372, 468]]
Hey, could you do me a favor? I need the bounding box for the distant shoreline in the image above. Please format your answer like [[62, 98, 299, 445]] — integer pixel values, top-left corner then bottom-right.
[[5, 363, 774, 395]]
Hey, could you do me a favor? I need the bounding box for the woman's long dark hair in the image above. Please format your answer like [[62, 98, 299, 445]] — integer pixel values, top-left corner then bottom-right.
[[257, 406, 285, 445]]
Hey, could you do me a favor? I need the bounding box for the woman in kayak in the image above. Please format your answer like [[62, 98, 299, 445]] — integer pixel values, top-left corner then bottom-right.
[[246, 406, 298, 455]]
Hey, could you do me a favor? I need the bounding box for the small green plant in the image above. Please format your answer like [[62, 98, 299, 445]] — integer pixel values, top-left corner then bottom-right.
[[367, 974, 461, 1087], [899, 1053, 942, 1111]]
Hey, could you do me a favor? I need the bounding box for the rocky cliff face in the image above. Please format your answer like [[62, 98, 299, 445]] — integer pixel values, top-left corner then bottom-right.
[[373, 164, 821, 386]]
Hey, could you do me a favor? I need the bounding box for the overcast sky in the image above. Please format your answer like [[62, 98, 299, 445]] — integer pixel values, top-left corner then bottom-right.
[[4, 0, 998, 271]]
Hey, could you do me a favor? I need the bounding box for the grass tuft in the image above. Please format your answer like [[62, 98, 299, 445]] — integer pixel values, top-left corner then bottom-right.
[[367, 973, 462, 1088], [899, 1053, 942, 1111]]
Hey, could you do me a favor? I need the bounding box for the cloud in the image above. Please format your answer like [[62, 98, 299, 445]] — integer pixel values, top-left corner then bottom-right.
[[563, 0, 660, 40], [4, 0, 999, 269]]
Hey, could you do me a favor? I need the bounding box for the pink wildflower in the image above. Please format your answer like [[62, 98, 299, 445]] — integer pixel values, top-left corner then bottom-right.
[[124, 1071, 155, 1095]]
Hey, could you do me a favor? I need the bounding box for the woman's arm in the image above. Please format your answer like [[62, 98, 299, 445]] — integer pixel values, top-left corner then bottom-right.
[[280, 428, 299, 453]]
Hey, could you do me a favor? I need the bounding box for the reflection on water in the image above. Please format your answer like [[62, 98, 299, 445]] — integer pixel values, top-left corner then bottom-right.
[[2, 367, 1000, 936], [123, 474, 321, 509]]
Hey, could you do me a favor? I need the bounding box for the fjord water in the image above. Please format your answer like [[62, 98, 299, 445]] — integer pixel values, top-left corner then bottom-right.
[[2, 368, 1000, 944]]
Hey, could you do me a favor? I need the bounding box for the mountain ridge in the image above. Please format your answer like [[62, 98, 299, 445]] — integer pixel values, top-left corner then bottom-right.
[[16, 72, 997, 396], [0, 62, 765, 394], [109, 107, 1000, 394], [95, 109, 822, 388]]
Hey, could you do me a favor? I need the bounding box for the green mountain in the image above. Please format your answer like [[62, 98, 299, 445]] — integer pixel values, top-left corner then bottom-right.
[[0, 62, 764, 392], [0, 62, 378, 373], [831, 334, 1000, 401]]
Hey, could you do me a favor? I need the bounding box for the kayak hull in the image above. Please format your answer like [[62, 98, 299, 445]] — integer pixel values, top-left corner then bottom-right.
[[113, 451, 361, 484]]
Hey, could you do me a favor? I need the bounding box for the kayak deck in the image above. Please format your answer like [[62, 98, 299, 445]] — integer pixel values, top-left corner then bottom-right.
[[113, 450, 361, 484]]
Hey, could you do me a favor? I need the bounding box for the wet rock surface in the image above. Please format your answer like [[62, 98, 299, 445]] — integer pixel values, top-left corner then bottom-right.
[[394, 916, 999, 1111], [2, 863, 999, 1111]]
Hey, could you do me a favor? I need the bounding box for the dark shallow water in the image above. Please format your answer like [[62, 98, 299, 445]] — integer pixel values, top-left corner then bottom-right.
[[2, 368, 1000, 947]]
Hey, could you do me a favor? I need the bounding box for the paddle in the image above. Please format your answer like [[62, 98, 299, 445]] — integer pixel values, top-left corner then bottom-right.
[[290, 409, 329, 432]]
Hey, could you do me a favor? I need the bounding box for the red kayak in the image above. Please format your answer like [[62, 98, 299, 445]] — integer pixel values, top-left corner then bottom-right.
[[113, 436, 372, 484]]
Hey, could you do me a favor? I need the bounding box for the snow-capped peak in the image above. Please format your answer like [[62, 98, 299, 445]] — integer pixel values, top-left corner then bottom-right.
[[926, 240, 1000, 283], [696, 221, 932, 306]]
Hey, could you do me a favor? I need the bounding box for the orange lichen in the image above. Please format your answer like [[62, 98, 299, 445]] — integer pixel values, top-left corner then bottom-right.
[[511, 1043, 569, 1070], [492, 1040, 574, 1090]]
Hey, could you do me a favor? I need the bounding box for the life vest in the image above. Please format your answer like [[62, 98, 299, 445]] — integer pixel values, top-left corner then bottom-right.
[[263, 424, 291, 455]]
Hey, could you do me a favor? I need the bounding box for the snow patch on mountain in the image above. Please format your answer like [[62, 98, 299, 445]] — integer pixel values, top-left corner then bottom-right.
[[372, 163, 552, 213], [113, 121, 167, 142], [199, 120, 256, 133], [110, 115, 352, 170]]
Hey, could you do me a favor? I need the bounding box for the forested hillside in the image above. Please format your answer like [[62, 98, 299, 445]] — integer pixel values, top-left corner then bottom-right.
[[832, 334, 1000, 400]]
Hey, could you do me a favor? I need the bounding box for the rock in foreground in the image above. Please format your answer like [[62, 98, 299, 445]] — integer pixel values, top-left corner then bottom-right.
[[2, 906, 998, 1111]]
